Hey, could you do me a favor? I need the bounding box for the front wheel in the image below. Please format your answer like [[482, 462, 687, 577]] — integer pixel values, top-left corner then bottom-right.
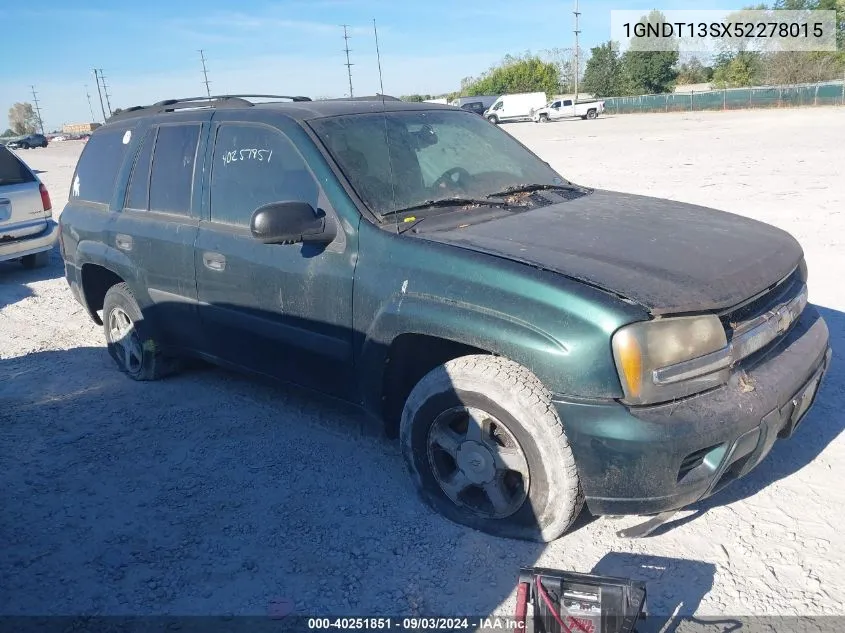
[[486, 115, 498, 124], [400, 355, 583, 542], [539, 114, 550, 123]]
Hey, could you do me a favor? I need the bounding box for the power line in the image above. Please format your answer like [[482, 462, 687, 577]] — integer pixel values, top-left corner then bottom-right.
[[573, 0, 581, 101], [93, 69, 107, 121], [30, 85, 45, 135], [84, 85, 96, 122], [199, 49, 212, 99], [341, 24, 354, 98], [99, 68, 113, 116]]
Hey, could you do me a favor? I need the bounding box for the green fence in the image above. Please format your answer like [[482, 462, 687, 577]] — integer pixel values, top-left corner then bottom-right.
[[603, 81, 845, 114]]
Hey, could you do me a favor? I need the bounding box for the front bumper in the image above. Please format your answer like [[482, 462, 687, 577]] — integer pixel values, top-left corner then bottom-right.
[[553, 305, 831, 516], [0, 219, 58, 263]]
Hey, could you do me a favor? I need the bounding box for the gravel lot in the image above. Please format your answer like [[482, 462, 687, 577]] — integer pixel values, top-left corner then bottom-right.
[[2, 107, 844, 619]]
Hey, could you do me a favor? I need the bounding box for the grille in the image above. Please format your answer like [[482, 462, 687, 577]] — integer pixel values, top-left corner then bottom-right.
[[720, 266, 804, 337]]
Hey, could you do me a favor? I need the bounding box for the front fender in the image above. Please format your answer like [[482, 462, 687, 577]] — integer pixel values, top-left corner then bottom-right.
[[359, 291, 569, 415]]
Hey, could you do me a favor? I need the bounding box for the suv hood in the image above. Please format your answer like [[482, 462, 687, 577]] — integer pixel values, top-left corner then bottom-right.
[[417, 189, 803, 315]]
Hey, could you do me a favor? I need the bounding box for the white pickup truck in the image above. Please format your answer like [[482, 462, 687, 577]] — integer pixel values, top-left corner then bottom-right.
[[532, 98, 605, 122]]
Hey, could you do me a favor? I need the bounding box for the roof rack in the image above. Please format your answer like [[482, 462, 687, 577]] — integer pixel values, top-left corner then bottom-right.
[[106, 94, 312, 123], [330, 94, 402, 102]]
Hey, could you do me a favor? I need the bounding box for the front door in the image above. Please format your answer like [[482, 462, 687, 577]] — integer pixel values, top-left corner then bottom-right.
[[194, 117, 356, 398]]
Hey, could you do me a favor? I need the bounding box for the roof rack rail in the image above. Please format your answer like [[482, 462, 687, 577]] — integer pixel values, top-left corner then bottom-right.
[[106, 94, 312, 123], [330, 94, 402, 102]]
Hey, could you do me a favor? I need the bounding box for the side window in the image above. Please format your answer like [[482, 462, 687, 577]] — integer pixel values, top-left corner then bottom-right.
[[124, 128, 155, 210], [563, 100, 573, 107], [0, 146, 35, 184], [209, 124, 319, 227], [71, 128, 133, 205], [148, 124, 201, 214], [493, 101, 503, 111]]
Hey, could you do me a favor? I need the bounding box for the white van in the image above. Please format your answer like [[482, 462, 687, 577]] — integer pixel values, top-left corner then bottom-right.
[[484, 92, 548, 124]]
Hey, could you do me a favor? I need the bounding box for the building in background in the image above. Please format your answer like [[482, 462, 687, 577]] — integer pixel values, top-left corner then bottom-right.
[[62, 122, 101, 134]]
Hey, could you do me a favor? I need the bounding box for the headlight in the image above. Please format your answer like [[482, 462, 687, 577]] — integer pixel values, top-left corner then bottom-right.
[[612, 315, 729, 405]]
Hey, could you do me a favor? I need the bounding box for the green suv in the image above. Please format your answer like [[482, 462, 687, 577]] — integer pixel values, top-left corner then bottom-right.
[[58, 95, 831, 541]]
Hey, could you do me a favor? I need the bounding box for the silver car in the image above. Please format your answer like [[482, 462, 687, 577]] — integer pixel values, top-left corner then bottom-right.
[[0, 145, 57, 268]]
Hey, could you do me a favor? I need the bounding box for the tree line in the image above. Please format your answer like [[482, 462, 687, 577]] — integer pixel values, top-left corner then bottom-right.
[[404, 0, 843, 102]]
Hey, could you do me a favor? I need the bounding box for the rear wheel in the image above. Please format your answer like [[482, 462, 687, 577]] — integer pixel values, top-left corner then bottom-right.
[[586, 109, 597, 119], [102, 282, 180, 381], [400, 355, 583, 542], [20, 142, 30, 149], [21, 250, 50, 269]]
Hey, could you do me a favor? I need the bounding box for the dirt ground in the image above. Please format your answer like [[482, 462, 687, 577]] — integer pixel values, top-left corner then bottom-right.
[[2, 107, 844, 619]]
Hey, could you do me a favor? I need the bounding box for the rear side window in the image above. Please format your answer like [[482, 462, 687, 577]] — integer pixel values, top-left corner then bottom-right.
[[148, 124, 200, 214], [71, 128, 132, 204], [0, 147, 35, 185], [125, 128, 155, 210], [209, 123, 319, 227]]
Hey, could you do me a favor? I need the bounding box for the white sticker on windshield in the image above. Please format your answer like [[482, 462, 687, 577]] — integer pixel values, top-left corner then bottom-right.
[[72, 176, 80, 197], [122, 130, 131, 145]]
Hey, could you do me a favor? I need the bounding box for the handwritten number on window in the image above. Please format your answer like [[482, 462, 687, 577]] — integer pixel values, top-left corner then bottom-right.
[[222, 149, 273, 166]]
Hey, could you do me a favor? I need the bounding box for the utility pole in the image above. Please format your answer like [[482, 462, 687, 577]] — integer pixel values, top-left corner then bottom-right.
[[99, 69, 113, 116], [93, 69, 107, 121], [573, 0, 581, 102], [30, 85, 45, 134], [341, 24, 354, 98], [373, 19, 385, 97], [199, 49, 212, 99], [84, 85, 96, 122]]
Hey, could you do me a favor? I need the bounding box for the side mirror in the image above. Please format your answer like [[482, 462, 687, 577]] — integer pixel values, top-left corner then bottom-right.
[[250, 201, 336, 245]]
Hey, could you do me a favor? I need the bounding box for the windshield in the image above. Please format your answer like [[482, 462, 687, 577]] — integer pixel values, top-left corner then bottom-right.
[[309, 109, 566, 217]]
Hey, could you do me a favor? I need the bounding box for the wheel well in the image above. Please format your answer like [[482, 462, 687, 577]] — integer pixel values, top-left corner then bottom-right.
[[81, 264, 124, 325], [381, 333, 489, 438]]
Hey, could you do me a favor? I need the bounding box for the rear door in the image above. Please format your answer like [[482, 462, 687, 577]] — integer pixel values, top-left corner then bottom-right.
[[113, 117, 209, 352], [0, 146, 48, 241], [194, 114, 356, 397]]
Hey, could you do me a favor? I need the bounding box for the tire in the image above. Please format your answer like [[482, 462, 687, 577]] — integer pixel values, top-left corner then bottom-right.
[[400, 355, 583, 542], [586, 109, 597, 120], [21, 250, 50, 269], [102, 282, 179, 381], [539, 114, 549, 123], [487, 115, 498, 124], [20, 142, 30, 149]]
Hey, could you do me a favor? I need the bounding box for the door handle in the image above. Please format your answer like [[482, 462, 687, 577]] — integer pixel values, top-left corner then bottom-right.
[[115, 234, 133, 251], [203, 252, 226, 271]]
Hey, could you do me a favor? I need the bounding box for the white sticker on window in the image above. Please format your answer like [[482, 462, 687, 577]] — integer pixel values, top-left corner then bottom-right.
[[122, 130, 131, 145], [72, 176, 80, 197]]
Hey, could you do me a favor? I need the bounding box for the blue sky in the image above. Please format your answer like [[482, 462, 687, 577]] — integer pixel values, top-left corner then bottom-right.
[[1, 0, 740, 130]]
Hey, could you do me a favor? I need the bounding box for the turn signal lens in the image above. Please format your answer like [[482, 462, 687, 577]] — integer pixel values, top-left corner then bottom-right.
[[613, 328, 643, 399]]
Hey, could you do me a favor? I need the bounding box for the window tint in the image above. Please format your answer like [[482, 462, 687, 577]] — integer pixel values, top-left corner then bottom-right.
[[0, 146, 35, 185], [71, 128, 132, 204], [210, 124, 319, 226], [148, 124, 200, 214], [125, 128, 155, 210]]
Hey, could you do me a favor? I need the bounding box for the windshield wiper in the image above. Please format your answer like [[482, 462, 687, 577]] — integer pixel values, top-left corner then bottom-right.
[[486, 183, 582, 197], [382, 197, 510, 217]]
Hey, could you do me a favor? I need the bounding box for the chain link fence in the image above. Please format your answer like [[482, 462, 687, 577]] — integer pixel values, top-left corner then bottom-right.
[[603, 80, 845, 114]]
